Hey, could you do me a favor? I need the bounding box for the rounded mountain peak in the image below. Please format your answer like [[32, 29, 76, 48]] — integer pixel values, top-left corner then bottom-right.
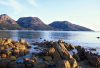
[[17, 17, 44, 25], [0, 14, 11, 20], [0, 14, 17, 24], [52, 21, 72, 25]]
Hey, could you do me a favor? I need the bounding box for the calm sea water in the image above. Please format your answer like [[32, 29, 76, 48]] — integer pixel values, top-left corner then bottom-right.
[[1, 30, 100, 62], [0, 30, 100, 48]]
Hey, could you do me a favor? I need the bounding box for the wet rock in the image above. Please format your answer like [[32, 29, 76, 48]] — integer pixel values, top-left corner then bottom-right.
[[1, 54, 7, 58], [0, 38, 30, 59], [86, 52, 100, 66], [69, 44, 75, 50], [56, 60, 71, 68], [69, 58, 78, 68], [0, 46, 5, 50], [90, 48, 96, 51], [17, 64, 26, 68], [73, 52, 80, 62], [34, 47, 39, 49], [52, 48, 62, 63], [47, 47, 55, 55], [44, 39, 46, 41], [25, 42, 30, 46], [6, 50, 12, 56], [32, 56, 38, 62], [24, 49, 30, 54], [25, 63, 33, 68], [24, 58, 30, 62], [97, 37, 100, 39], [4, 38, 12, 45], [33, 62, 48, 68], [52, 41, 81, 68], [0, 59, 10, 68], [8, 61, 17, 68], [57, 42, 72, 59], [58, 40, 64, 43], [65, 44, 75, 51], [0, 61, 8, 68], [43, 56, 52, 62], [89, 56, 100, 66], [19, 45, 26, 51], [75, 66, 82, 68], [76, 46, 86, 60], [26, 46, 31, 48], [19, 38, 25, 44], [10, 56, 16, 61], [24, 58, 36, 64], [29, 59, 36, 63], [4, 45, 9, 49], [13, 48, 20, 53]]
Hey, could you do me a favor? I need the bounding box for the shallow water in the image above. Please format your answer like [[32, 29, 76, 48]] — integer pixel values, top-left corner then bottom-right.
[[0, 30, 100, 48], [0, 30, 100, 62]]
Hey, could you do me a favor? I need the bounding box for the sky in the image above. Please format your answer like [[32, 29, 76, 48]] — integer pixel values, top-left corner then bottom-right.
[[0, 0, 100, 31]]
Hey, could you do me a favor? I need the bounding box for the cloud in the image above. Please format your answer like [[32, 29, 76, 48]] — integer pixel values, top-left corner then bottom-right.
[[0, 0, 9, 6], [0, 0, 38, 14], [27, 0, 38, 7], [0, 0, 25, 14], [9, 0, 25, 14]]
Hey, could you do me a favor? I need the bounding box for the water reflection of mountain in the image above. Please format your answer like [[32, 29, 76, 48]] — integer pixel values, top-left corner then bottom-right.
[[0, 30, 43, 42], [0, 31, 11, 38], [0, 30, 100, 48], [0, 31, 71, 41], [17, 31, 42, 39]]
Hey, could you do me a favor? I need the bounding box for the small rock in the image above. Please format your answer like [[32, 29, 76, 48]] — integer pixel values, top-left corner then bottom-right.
[[1, 54, 7, 58], [43, 56, 52, 62], [0, 46, 5, 50], [10, 56, 16, 61], [58, 40, 64, 43], [48, 48, 55, 55], [19, 39, 25, 44]]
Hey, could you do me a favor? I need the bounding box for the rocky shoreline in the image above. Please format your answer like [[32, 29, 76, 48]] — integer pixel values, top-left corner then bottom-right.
[[0, 38, 100, 68]]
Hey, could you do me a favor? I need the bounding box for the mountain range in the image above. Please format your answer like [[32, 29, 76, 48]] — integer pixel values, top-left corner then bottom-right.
[[0, 14, 93, 31]]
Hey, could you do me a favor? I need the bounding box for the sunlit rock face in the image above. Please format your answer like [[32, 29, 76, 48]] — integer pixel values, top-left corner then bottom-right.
[[0, 14, 25, 30], [0, 38, 30, 59], [0, 14, 17, 24]]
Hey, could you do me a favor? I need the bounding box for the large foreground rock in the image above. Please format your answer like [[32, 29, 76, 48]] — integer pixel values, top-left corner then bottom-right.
[[51, 40, 80, 68]]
